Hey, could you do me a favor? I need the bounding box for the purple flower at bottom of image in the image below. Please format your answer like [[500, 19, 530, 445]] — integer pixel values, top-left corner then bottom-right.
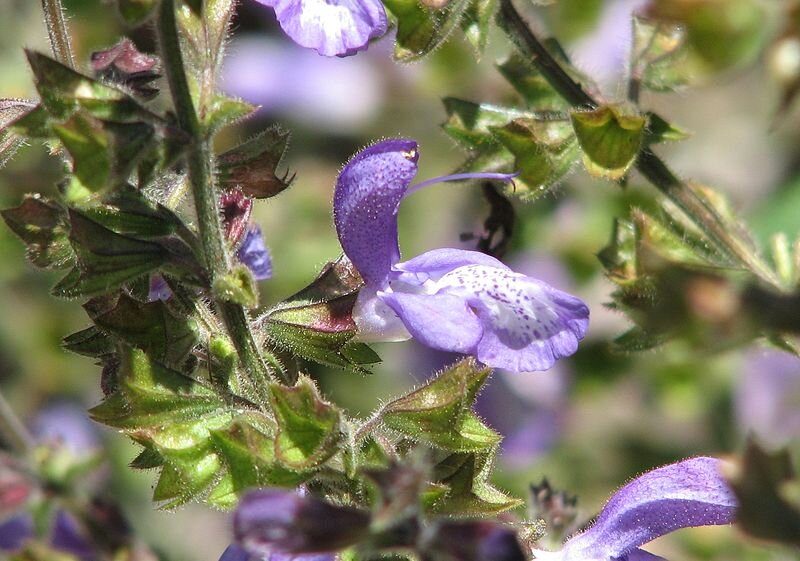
[[333, 139, 589, 373], [0, 514, 33, 551], [233, 489, 370, 557], [532, 457, 738, 561], [252, 0, 387, 57], [220, 543, 335, 561]]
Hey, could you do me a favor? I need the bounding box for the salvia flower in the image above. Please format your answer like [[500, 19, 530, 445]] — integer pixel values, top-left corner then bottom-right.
[[234, 489, 370, 556], [220, 543, 335, 561], [533, 457, 738, 561], [0, 514, 33, 552], [252, 0, 388, 57], [333, 139, 589, 372]]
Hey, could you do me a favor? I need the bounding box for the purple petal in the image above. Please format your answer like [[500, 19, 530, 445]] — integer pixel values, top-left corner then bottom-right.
[[333, 139, 419, 286], [561, 457, 738, 561], [622, 550, 667, 561], [436, 257, 587, 372], [220, 544, 255, 561], [0, 514, 33, 551], [234, 489, 370, 555], [351, 286, 412, 342], [271, 553, 337, 561], [147, 274, 173, 302], [254, 0, 388, 57], [30, 402, 100, 454], [736, 349, 800, 450], [237, 224, 273, 281], [51, 510, 97, 561], [373, 249, 589, 372], [379, 291, 483, 353], [392, 248, 511, 284]]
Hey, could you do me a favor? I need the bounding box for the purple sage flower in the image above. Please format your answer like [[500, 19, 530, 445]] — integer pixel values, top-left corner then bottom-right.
[[50, 510, 97, 561], [0, 514, 33, 552], [30, 402, 101, 455], [252, 0, 388, 57], [220, 543, 335, 561], [237, 224, 273, 281], [333, 139, 590, 372], [736, 348, 800, 450], [533, 457, 737, 561], [234, 489, 370, 557]]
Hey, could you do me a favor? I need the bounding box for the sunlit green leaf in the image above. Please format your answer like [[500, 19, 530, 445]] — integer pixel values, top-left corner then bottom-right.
[[570, 105, 646, 180], [269, 376, 344, 470]]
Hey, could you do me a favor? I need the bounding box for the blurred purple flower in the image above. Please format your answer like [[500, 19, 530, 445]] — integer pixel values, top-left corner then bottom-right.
[[30, 402, 100, 455], [333, 139, 589, 372], [0, 513, 33, 551], [223, 37, 382, 131], [0, 511, 97, 559], [533, 457, 737, 561], [237, 224, 273, 281], [571, 0, 650, 91], [251, 0, 387, 57], [736, 349, 800, 449], [51, 511, 97, 561]]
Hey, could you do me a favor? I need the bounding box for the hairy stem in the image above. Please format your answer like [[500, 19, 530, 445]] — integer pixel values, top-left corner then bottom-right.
[[156, 0, 288, 390], [0, 390, 34, 455], [497, 0, 780, 288], [41, 0, 75, 68]]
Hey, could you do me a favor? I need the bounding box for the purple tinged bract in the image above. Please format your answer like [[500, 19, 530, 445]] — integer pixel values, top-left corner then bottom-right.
[[333, 139, 590, 372], [533, 457, 738, 561], [252, 0, 388, 57]]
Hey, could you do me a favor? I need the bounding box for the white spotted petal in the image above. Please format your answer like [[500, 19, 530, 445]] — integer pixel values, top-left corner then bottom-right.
[[379, 249, 589, 373]]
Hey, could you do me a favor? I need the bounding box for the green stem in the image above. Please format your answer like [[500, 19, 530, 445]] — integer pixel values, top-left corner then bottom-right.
[[0, 390, 34, 455], [41, 0, 75, 69], [497, 0, 781, 288], [156, 0, 288, 390]]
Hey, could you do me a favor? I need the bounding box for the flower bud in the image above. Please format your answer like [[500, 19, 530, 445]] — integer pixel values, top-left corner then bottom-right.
[[234, 490, 370, 556], [91, 39, 160, 99], [220, 189, 253, 245]]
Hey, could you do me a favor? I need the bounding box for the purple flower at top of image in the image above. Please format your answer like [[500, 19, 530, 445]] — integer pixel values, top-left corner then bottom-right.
[[736, 348, 800, 450], [252, 0, 387, 57], [333, 139, 589, 372], [237, 224, 273, 281], [532, 457, 737, 561]]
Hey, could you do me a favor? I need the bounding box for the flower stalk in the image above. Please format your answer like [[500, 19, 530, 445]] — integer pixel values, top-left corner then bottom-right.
[[497, 0, 781, 289], [156, 0, 288, 390], [0, 390, 33, 456], [41, 0, 75, 69]]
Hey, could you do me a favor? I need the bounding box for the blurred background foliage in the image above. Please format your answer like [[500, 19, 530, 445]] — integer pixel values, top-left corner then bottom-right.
[[0, 0, 799, 559]]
